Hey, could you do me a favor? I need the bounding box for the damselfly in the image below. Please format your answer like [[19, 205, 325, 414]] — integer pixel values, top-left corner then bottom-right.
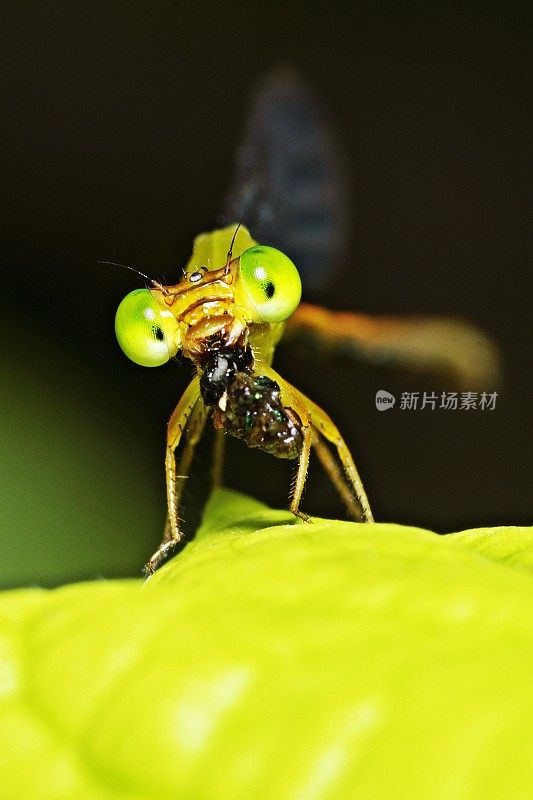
[[114, 69, 498, 575]]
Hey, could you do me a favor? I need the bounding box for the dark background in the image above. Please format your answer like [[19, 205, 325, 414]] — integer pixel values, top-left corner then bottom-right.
[[1, 1, 530, 586]]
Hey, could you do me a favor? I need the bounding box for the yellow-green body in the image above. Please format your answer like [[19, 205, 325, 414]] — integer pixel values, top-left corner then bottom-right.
[[115, 224, 373, 574]]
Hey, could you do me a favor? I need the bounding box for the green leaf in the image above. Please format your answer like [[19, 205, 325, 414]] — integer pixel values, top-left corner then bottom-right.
[[1, 489, 532, 800]]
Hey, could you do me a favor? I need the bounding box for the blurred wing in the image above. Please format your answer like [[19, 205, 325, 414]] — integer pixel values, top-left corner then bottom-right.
[[220, 67, 349, 296], [223, 68, 501, 389], [285, 304, 501, 390]]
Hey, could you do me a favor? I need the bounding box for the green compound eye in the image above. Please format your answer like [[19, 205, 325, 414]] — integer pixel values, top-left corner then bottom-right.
[[236, 245, 302, 322], [115, 289, 171, 367]]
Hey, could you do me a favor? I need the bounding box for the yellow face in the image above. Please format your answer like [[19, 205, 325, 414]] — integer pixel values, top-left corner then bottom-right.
[[115, 228, 302, 367]]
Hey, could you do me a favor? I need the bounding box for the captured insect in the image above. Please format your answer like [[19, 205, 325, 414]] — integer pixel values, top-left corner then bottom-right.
[[115, 69, 499, 575]]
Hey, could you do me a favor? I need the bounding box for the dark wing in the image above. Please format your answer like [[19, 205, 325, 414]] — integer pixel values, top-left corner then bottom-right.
[[220, 67, 349, 296]]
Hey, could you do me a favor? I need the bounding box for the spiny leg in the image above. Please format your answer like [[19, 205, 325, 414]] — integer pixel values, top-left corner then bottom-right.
[[144, 378, 203, 576], [258, 365, 373, 523], [289, 416, 313, 522], [162, 399, 209, 542], [166, 400, 205, 542], [312, 430, 363, 521], [309, 402, 373, 522]]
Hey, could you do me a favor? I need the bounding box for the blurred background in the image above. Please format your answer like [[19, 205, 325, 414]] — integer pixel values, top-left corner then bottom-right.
[[1, 1, 530, 587]]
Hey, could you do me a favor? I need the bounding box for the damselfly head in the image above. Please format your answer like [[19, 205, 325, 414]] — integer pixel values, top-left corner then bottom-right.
[[113, 226, 303, 368]]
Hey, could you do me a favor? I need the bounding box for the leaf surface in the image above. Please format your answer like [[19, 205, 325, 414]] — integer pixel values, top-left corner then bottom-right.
[[1, 489, 532, 800]]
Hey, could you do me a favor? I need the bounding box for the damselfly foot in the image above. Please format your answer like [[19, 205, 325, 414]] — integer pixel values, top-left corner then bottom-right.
[[291, 509, 312, 523], [143, 538, 184, 577]]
